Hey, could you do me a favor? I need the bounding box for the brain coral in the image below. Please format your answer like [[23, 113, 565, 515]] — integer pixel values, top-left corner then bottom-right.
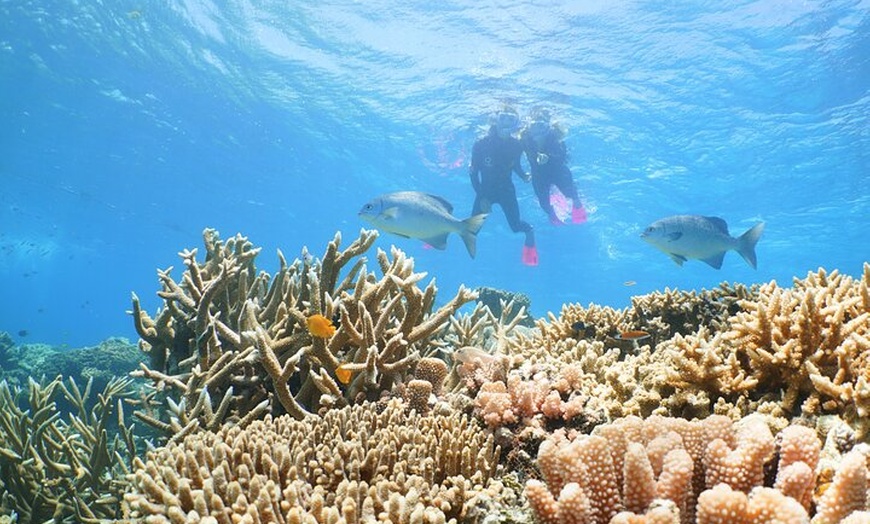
[[123, 399, 500, 524]]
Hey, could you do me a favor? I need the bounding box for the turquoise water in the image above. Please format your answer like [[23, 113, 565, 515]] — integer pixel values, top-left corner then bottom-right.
[[1, 1, 867, 347]]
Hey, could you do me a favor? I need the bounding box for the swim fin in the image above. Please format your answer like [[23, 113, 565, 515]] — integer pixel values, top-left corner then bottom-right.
[[522, 245, 539, 266]]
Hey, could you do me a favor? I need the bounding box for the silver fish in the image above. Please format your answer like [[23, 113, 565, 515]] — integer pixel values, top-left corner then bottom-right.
[[359, 191, 488, 258], [641, 215, 765, 269]]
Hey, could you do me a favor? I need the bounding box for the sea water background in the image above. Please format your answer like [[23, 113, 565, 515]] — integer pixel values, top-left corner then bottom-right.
[[1, 1, 867, 348]]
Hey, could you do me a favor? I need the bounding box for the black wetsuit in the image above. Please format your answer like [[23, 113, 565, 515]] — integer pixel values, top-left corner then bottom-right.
[[469, 129, 534, 247], [521, 130, 580, 219]]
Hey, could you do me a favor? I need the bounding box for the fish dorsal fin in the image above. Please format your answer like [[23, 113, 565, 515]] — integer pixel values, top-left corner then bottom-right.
[[424, 194, 454, 214], [703, 216, 730, 234]]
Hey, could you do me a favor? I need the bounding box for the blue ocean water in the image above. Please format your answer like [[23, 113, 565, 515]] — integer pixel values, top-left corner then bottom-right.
[[1, 1, 867, 348]]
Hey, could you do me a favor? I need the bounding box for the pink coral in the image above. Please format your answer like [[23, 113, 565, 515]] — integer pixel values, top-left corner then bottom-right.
[[703, 415, 774, 493], [813, 447, 869, 524], [474, 381, 516, 428], [526, 414, 844, 524]]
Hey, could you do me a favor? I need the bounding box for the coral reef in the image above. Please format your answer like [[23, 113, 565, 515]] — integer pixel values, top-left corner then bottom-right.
[[0, 332, 15, 370], [129, 228, 476, 439], [524, 414, 869, 523], [476, 286, 535, 328], [123, 398, 500, 524], [481, 266, 870, 436], [5, 223, 863, 524], [0, 338, 60, 388], [30, 337, 144, 394], [0, 376, 139, 523]]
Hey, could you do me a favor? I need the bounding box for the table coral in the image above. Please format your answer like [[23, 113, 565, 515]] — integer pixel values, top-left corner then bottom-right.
[[130, 228, 476, 439], [123, 399, 500, 524]]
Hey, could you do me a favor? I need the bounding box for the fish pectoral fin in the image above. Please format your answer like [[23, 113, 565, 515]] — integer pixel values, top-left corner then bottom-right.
[[380, 207, 400, 220], [667, 253, 687, 266], [701, 252, 726, 269], [667, 232, 683, 241], [421, 234, 449, 250]]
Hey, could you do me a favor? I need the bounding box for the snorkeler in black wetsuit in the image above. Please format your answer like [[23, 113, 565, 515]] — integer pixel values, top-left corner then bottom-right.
[[469, 108, 538, 266], [520, 109, 587, 225]]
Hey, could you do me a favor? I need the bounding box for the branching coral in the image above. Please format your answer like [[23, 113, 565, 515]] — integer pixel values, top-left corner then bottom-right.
[[123, 398, 500, 524], [129, 228, 477, 439], [494, 265, 870, 436], [722, 267, 870, 423], [0, 376, 139, 523]]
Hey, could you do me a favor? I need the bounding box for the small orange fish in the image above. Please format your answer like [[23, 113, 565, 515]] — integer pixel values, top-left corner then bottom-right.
[[335, 364, 354, 385], [614, 330, 651, 341], [307, 314, 336, 338]]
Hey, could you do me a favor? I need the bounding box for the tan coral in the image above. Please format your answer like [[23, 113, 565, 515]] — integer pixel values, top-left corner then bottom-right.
[[0, 376, 138, 522], [500, 265, 870, 438], [124, 399, 499, 524], [723, 266, 870, 428], [812, 445, 869, 524], [129, 228, 478, 437], [525, 414, 840, 524]]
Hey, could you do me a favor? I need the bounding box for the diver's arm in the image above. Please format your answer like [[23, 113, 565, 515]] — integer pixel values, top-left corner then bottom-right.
[[469, 156, 482, 192], [546, 135, 568, 164], [512, 150, 531, 182]]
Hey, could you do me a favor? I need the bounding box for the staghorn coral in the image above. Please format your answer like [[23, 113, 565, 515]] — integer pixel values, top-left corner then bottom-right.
[[0, 376, 139, 523], [722, 267, 870, 429], [129, 228, 477, 439], [123, 398, 500, 524]]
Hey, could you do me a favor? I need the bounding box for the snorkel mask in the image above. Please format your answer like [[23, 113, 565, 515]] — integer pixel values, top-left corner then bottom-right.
[[495, 110, 519, 137], [528, 109, 551, 139], [529, 120, 549, 139]]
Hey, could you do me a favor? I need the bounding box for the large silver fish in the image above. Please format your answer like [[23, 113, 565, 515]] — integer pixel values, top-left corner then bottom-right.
[[359, 191, 488, 258], [641, 215, 765, 269]]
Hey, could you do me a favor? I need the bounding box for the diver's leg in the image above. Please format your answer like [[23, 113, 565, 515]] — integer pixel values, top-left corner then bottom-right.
[[533, 174, 561, 225], [554, 165, 579, 201], [555, 165, 586, 224], [499, 189, 537, 266]]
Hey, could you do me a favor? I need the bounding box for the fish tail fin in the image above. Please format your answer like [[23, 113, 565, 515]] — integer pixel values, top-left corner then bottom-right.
[[736, 222, 765, 269], [460, 213, 488, 258]]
